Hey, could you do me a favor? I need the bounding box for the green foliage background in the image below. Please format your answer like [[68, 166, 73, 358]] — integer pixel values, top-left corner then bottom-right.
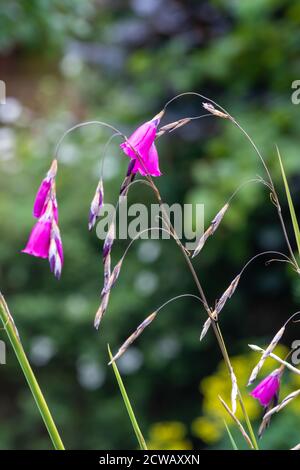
[[0, 0, 299, 449]]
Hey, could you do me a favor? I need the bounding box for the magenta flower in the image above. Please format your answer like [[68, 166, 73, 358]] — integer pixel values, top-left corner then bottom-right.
[[23, 159, 63, 278], [22, 219, 52, 259], [120, 111, 164, 177], [33, 159, 57, 218], [250, 369, 282, 407]]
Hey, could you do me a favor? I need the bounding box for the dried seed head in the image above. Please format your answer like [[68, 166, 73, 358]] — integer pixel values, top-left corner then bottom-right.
[[89, 179, 104, 231], [109, 312, 157, 364], [94, 291, 110, 330], [247, 325, 286, 386], [215, 274, 241, 315], [202, 102, 229, 119]]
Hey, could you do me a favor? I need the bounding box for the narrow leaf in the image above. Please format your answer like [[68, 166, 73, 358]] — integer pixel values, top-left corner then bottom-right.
[[108, 345, 147, 450], [277, 146, 300, 256], [223, 420, 238, 450]]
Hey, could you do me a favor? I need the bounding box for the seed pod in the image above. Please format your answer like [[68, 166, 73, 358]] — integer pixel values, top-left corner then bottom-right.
[[102, 258, 123, 295], [192, 226, 213, 258], [158, 118, 191, 137], [202, 102, 229, 119], [170, 118, 191, 132], [94, 291, 110, 330], [215, 274, 241, 315], [211, 203, 229, 234], [192, 204, 229, 258], [263, 389, 300, 421], [109, 312, 157, 364], [248, 326, 286, 386]]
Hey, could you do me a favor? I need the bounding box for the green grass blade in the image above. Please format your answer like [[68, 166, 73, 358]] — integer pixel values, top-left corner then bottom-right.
[[277, 146, 300, 256], [223, 419, 238, 450], [108, 345, 147, 450], [0, 293, 65, 450]]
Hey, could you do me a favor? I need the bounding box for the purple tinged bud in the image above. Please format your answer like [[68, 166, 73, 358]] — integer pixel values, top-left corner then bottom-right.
[[48, 221, 63, 279], [103, 221, 115, 260], [89, 179, 104, 231]]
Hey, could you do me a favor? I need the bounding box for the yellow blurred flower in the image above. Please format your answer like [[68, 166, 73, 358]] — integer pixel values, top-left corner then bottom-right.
[[192, 345, 300, 444], [147, 421, 192, 450], [192, 417, 223, 443]]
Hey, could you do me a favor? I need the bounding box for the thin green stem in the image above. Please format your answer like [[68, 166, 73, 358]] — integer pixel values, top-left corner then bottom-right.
[[108, 345, 147, 450], [0, 293, 65, 450]]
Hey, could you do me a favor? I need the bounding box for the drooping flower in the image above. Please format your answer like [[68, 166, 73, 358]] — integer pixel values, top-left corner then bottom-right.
[[250, 369, 282, 407], [33, 159, 57, 218], [22, 208, 52, 259], [120, 111, 164, 177], [23, 161, 63, 278]]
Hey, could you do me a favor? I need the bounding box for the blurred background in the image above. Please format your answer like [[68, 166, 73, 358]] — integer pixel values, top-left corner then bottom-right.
[[0, 0, 300, 450]]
